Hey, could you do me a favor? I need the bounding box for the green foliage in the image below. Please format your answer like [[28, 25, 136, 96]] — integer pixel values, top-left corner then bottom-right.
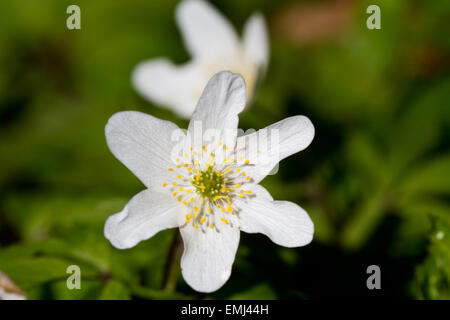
[[413, 218, 450, 299]]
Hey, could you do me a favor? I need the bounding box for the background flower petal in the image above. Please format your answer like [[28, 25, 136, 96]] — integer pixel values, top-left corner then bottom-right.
[[243, 13, 270, 73], [236, 184, 314, 248], [176, 0, 238, 59], [180, 225, 240, 293], [105, 111, 183, 188], [132, 58, 203, 118], [105, 189, 185, 249]]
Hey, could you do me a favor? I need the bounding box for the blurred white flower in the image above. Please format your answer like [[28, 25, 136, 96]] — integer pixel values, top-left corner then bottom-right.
[[105, 72, 313, 293], [0, 271, 26, 300], [132, 0, 269, 118]]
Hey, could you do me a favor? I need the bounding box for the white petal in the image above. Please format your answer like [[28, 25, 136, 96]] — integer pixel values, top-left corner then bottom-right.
[[105, 111, 183, 188], [237, 115, 314, 183], [104, 189, 185, 249], [132, 58, 203, 118], [236, 184, 314, 247], [0, 288, 26, 300], [188, 71, 246, 135], [180, 225, 240, 293], [176, 0, 239, 59], [243, 13, 269, 73]]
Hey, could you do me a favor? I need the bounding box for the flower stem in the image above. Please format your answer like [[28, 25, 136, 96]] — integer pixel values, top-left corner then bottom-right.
[[162, 230, 183, 292]]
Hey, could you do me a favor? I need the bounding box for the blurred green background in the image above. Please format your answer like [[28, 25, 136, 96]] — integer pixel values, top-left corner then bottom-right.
[[0, 0, 449, 299]]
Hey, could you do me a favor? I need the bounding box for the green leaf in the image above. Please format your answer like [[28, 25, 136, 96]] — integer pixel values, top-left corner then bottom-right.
[[399, 153, 450, 201], [99, 280, 131, 300], [129, 285, 193, 300], [228, 283, 277, 300], [412, 217, 450, 299], [339, 190, 386, 250], [388, 79, 450, 172], [0, 257, 98, 290]]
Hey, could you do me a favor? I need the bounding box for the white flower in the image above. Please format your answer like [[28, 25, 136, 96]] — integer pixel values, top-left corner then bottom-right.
[[105, 72, 314, 293], [0, 271, 26, 300], [132, 0, 269, 118]]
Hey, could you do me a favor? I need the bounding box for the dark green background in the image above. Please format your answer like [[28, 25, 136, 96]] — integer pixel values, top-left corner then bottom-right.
[[0, 0, 449, 299]]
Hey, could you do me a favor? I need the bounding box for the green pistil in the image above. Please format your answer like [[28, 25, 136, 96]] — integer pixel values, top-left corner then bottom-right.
[[192, 167, 225, 200]]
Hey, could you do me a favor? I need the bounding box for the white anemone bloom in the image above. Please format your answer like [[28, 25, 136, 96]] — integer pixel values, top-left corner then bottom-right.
[[105, 72, 314, 293], [132, 0, 269, 118]]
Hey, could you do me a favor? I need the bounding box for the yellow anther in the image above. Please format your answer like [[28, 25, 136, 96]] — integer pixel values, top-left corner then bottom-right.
[[238, 194, 245, 198], [177, 197, 182, 202], [172, 182, 177, 186], [245, 160, 250, 164], [236, 169, 241, 173], [246, 176, 251, 181], [177, 175, 182, 179], [176, 165, 182, 168], [242, 172, 246, 176], [168, 168, 173, 171], [190, 197, 195, 202], [194, 207, 199, 212], [200, 185, 206, 190], [163, 183, 167, 187], [227, 206, 233, 212], [210, 225, 214, 229], [172, 192, 177, 197], [207, 208, 211, 213], [225, 168, 231, 173], [182, 201, 187, 205], [194, 225, 198, 229], [184, 163, 188, 167], [246, 190, 252, 194], [179, 187, 184, 191], [202, 146, 206, 151], [200, 218, 206, 224], [235, 184, 241, 188]]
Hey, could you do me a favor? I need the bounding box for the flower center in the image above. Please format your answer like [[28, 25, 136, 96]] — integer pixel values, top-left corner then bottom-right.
[[163, 142, 254, 232], [191, 167, 226, 201]]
